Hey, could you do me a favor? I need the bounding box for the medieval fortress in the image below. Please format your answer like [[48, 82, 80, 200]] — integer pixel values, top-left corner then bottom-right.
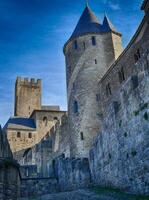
[[0, 0, 149, 199]]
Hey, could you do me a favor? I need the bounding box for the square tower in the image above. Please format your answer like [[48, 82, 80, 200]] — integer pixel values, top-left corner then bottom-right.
[[14, 77, 41, 117]]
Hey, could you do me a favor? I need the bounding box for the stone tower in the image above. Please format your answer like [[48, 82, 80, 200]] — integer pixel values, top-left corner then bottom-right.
[[64, 4, 123, 157], [14, 77, 41, 117]]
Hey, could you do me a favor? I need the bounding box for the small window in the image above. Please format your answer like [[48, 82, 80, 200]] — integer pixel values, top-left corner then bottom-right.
[[73, 83, 75, 90], [83, 42, 86, 50], [28, 132, 32, 138], [96, 94, 100, 102], [74, 101, 78, 113], [17, 132, 21, 138], [113, 101, 121, 114], [95, 59, 97, 64], [134, 49, 141, 63], [106, 83, 112, 97], [131, 75, 138, 89], [80, 132, 84, 140], [118, 67, 125, 83], [74, 40, 78, 50], [54, 117, 58, 120], [92, 36, 96, 46], [43, 116, 48, 126]]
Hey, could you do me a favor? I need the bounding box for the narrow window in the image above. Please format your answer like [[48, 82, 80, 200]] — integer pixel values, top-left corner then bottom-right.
[[53, 117, 58, 120], [73, 83, 75, 90], [113, 101, 121, 114], [83, 42, 86, 50], [134, 49, 141, 63], [95, 59, 97, 64], [80, 132, 84, 140], [43, 116, 48, 126], [74, 101, 78, 113], [134, 54, 138, 63], [17, 132, 21, 138], [118, 67, 125, 83], [106, 83, 112, 97], [28, 132, 32, 138], [92, 36, 96, 46], [137, 49, 141, 59], [131, 75, 138, 89], [74, 40, 78, 50], [96, 94, 100, 102]]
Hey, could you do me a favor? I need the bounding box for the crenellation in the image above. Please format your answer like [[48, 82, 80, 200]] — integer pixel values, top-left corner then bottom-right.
[[16, 76, 41, 86]]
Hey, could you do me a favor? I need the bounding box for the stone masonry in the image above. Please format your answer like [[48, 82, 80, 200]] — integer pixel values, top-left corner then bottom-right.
[[90, 3, 149, 195], [64, 5, 123, 158], [15, 77, 41, 117]]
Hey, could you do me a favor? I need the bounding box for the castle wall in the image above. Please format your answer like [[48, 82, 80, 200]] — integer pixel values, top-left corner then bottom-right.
[[65, 32, 122, 158], [14, 77, 41, 117], [90, 13, 149, 194], [53, 155, 91, 192], [31, 110, 66, 143], [7, 129, 37, 153], [0, 128, 20, 200], [98, 12, 149, 115], [50, 114, 70, 157], [20, 177, 59, 198]]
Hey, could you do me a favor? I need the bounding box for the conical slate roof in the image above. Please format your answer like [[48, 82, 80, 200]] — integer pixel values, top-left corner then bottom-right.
[[65, 4, 121, 46], [102, 15, 117, 32], [70, 5, 102, 39]]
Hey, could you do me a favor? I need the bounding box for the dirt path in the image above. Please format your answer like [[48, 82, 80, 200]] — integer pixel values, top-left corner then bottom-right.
[[18, 189, 145, 200]]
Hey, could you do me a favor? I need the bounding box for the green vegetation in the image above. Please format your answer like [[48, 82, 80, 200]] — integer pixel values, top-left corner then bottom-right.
[[91, 186, 149, 200]]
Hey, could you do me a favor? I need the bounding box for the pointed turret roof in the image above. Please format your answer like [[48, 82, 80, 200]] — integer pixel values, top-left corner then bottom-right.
[[70, 4, 102, 39], [102, 15, 117, 32]]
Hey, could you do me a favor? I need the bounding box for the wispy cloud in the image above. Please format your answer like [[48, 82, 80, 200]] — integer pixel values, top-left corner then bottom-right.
[[108, 2, 120, 10]]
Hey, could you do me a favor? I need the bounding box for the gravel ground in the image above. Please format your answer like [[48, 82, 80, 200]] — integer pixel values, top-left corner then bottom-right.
[[18, 189, 146, 200]]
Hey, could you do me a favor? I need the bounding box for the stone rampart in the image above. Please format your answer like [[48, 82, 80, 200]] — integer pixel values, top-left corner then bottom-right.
[[90, 51, 149, 194], [53, 155, 91, 191]]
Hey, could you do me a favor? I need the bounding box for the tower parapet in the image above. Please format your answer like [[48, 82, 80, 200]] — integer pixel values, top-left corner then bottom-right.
[[16, 77, 41, 86]]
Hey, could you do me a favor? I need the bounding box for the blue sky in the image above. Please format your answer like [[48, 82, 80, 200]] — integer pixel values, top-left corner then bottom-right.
[[0, 0, 144, 126]]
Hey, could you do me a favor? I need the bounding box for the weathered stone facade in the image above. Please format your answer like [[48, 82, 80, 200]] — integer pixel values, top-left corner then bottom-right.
[[20, 177, 59, 197], [2, 1, 149, 198], [90, 5, 149, 195], [0, 127, 20, 200], [14, 77, 41, 117], [64, 7, 123, 158], [5, 82, 66, 153]]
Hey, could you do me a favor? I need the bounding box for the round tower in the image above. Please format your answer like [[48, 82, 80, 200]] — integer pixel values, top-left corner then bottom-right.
[[64, 4, 123, 158]]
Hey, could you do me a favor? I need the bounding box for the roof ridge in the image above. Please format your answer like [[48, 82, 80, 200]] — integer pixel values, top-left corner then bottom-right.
[[70, 5, 101, 40], [102, 14, 117, 32]]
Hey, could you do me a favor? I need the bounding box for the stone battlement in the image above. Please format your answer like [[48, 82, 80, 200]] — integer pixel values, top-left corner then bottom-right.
[[16, 76, 41, 86]]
